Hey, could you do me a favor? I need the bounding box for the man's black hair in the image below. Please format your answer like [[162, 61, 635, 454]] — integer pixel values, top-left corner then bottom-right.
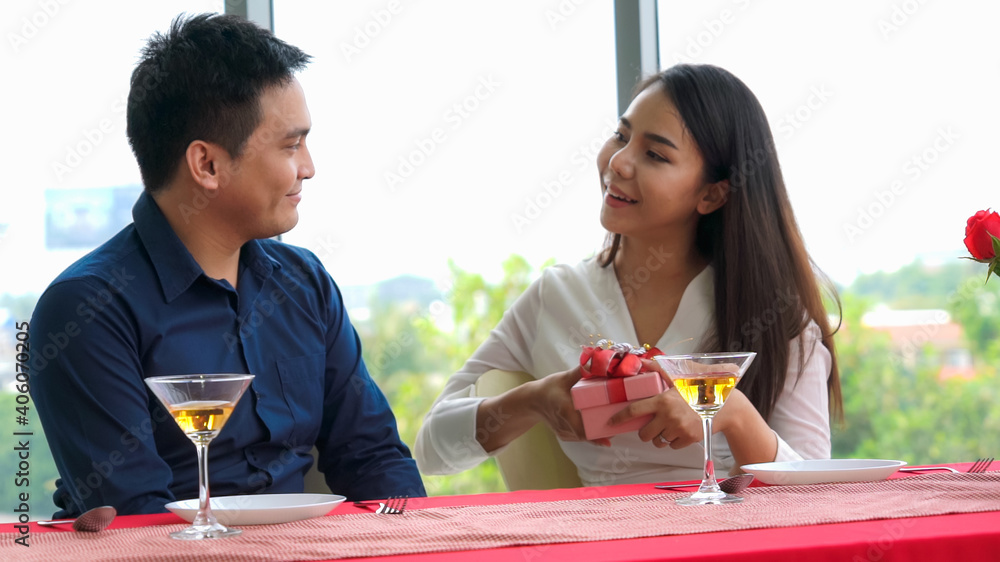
[[126, 13, 311, 193]]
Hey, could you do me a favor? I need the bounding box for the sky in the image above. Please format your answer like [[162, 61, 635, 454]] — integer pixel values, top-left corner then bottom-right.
[[1, 0, 998, 299]]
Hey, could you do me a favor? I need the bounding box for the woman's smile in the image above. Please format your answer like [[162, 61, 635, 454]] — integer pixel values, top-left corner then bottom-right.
[[605, 184, 638, 207]]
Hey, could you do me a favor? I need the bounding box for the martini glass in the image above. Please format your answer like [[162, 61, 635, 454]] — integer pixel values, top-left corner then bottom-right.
[[654, 352, 756, 505], [145, 373, 254, 539]]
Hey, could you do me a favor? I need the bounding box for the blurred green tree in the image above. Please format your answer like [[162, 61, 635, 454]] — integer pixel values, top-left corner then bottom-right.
[[0, 392, 60, 521], [947, 275, 1000, 361], [360, 255, 553, 496], [831, 284, 999, 464]]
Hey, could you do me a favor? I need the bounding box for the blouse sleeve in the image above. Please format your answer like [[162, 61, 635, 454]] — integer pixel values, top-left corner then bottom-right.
[[769, 321, 833, 461], [413, 274, 544, 475]]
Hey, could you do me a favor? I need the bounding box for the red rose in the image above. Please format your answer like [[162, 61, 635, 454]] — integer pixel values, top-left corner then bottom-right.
[[964, 209, 1000, 260]]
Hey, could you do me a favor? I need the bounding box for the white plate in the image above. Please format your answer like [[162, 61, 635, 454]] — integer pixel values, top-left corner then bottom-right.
[[740, 459, 907, 485], [165, 493, 345, 525]]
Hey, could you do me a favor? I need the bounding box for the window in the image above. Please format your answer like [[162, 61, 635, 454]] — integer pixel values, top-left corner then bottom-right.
[[656, 0, 999, 284], [273, 1, 618, 287], [0, 0, 224, 522]]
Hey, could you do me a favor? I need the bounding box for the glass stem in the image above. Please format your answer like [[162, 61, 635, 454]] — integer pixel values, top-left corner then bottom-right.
[[192, 439, 216, 527], [700, 416, 718, 490]]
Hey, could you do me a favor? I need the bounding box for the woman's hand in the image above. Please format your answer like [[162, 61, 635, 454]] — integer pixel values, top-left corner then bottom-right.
[[606, 387, 703, 448], [712, 388, 778, 472], [476, 366, 610, 452], [531, 366, 612, 447], [606, 358, 703, 449]]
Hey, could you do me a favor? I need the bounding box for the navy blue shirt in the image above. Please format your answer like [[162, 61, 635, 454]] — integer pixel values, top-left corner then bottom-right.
[[30, 192, 425, 518]]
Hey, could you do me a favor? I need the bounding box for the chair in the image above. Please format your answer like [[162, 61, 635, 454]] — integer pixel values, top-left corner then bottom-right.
[[302, 446, 330, 493], [474, 369, 583, 491]]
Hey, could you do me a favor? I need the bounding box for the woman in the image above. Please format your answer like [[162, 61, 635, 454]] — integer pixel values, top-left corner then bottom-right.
[[414, 64, 842, 486]]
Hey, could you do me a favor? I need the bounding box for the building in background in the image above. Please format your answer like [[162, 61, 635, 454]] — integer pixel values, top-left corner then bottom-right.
[[862, 306, 976, 380]]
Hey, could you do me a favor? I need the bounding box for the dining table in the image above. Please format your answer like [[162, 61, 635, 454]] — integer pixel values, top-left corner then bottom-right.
[[3, 461, 998, 561]]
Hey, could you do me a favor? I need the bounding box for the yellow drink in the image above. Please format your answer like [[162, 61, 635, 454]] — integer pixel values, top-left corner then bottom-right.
[[169, 400, 235, 437], [673, 373, 737, 414]]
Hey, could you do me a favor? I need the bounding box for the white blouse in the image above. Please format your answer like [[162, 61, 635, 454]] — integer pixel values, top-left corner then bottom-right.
[[414, 258, 832, 486]]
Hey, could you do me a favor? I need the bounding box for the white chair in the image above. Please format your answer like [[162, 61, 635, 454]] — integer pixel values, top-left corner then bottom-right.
[[302, 447, 330, 493], [474, 370, 583, 491]]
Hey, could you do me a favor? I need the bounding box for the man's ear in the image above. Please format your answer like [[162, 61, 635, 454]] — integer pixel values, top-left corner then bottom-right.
[[184, 140, 228, 192], [697, 179, 730, 215]]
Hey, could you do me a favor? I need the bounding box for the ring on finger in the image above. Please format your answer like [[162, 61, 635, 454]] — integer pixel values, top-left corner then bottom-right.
[[656, 435, 672, 445]]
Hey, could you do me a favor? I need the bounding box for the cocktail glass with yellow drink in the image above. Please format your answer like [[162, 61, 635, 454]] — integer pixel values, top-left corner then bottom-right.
[[653, 352, 756, 505], [145, 373, 254, 539]]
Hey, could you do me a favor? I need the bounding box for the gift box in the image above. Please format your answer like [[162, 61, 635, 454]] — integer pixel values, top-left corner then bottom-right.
[[571, 371, 666, 440]]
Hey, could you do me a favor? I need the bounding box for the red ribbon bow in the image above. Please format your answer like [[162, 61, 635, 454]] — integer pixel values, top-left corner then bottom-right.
[[579, 340, 663, 379]]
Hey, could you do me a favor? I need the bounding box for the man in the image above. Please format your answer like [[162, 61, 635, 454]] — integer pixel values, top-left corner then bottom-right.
[[30, 13, 425, 518]]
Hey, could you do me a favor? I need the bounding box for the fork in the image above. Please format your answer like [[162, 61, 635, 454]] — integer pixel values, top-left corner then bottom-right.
[[967, 457, 994, 473], [898, 466, 960, 473], [379, 496, 407, 515]]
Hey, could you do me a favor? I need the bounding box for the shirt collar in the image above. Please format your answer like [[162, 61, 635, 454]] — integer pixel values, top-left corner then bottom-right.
[[132, 191, 280, 302]]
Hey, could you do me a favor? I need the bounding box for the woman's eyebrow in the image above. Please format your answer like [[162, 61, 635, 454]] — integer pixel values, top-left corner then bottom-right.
[[619, 117, 677, 150], [644, 131, 677, 150]]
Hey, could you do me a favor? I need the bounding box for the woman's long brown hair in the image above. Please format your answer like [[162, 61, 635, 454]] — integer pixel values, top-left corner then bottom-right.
[[600, 64, 842, 422]]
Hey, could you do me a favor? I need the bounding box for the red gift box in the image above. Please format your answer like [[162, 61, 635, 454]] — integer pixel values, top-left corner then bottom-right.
[[571, 341, 666, 440], [571, 372, 666, 440]]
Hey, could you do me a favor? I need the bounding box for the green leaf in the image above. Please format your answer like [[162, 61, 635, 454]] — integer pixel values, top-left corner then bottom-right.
[[991, 234, 1000, 260]]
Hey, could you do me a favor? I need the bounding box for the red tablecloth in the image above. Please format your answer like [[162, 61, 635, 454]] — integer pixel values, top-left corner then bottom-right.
[[7, 462, 999, 561]]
